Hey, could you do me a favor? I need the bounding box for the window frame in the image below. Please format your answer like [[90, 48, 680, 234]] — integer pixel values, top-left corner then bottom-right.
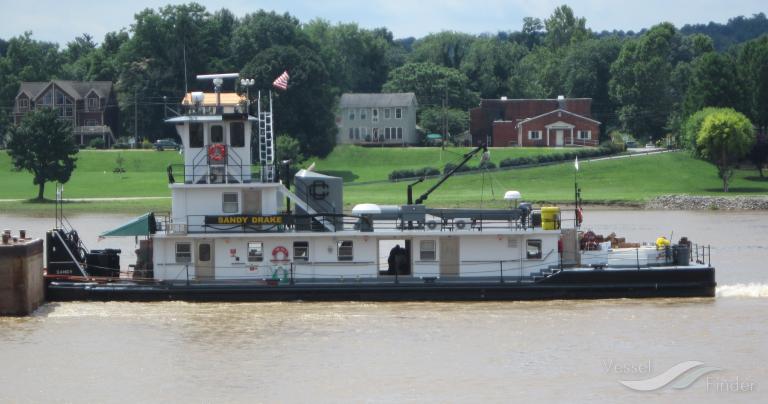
[[222, 192, 239, 214], [397, 127, 403, 139], [372, 108, 379, 122], [384, 108, 391, 119], [528, 130, 542, 140], [348, 109, 355, 121], [175, 242, 192, 263], [87, 96, 99, 111], [210, 125, 224, 144], [18, 97, 29, 112], [526, 239, 543, 260], [337, 240, 353, 261], [395, 108, 402, 119], [293, 241, 309, 262], [420, 240, 436, 261], [189, 123, 204, 148], [360, 109, 367, 120], [578, 130, 591, 140], [247, 241, 264, 262]]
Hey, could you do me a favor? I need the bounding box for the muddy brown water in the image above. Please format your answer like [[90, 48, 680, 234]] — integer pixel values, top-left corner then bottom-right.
[[1, 210, 766, 403]]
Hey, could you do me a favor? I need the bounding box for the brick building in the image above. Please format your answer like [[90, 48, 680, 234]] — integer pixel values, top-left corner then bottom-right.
[[469, 96, 600, 147]]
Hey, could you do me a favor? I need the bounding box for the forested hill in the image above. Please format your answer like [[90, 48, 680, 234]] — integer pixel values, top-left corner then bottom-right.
[[681, 13, 768, 51]]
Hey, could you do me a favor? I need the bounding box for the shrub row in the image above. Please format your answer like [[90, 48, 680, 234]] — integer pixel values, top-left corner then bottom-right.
[[389, 166, 441, 181], [387, 144, 623, 181]]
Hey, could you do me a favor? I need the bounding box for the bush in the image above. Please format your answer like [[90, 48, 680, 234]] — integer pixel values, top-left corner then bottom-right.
[[113, 143, 131, 149], [416, 167, 440, 177], [89, 138, 106, 149], [478, 160, 496, 169]]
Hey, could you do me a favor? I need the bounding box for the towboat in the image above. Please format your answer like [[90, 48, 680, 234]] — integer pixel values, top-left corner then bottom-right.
[[44, 74, 715, 301]]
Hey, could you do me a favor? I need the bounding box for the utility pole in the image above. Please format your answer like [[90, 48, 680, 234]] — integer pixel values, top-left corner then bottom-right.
[[134, 88, 138, 148]]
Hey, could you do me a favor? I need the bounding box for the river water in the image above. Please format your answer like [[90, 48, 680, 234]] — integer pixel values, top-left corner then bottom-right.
[[0, 210, 766, 403]]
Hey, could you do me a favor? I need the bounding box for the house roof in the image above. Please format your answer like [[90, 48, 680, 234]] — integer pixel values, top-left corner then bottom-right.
[[16, 80, 113, 100], [181, 92, 245, 106], [339, 93, 417, 108], [516, 108, 601, 127]]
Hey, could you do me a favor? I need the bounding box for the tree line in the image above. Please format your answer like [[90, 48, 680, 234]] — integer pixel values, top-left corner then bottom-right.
[[1, 3, 768, 158]]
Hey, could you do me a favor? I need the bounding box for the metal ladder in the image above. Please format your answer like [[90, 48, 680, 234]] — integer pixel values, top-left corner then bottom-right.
[[257, 91, 275, 182]]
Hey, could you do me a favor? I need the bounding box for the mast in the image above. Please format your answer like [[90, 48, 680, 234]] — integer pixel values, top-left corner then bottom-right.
[[258, 91, 276, 182]]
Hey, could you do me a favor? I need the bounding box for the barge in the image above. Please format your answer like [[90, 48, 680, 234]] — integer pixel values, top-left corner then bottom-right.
[[44, 73, 716, 301]]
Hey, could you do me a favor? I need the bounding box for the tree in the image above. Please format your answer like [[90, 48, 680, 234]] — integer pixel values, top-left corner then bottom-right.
[[383, 62, 479, 110], [544, 5, 590, 49], [409, 31, 476, 69], [5, 108, 79, 200], [683, 52, 746, 116], [695, 108, 754, 192], [609, 23, 678, 140], [749, 131, 768, 178], [681, 107, 720, 151], [275, 134, 304, 164], [418, 107, 469, 139], [460, 37, 528, 98]]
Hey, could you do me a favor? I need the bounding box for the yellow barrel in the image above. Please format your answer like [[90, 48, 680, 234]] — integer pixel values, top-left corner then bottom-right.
[[541, 206, 560, 230]]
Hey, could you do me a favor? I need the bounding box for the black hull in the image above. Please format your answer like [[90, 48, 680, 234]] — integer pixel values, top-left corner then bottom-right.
[[46, 267, 716, 302]]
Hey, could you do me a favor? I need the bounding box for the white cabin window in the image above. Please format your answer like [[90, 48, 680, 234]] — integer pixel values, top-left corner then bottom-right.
[[578, 130, 591, 140], [210, 125, 224, 143], [175, 243, 192, 263], [247, 242, 263, 262], [293, 241, 309, 262], [528, 130, 542, 140], [230, 122, 245, 147], [526, 239, 542, 259], [222, 192, 239, 213], [337, 240, 353, 261], [395, 108, 402, 119], [420, 240, 436, 261]]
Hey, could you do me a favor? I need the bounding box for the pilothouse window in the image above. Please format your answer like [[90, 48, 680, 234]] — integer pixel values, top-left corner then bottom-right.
[[210, 125, 224, 143], [190, 123, 204, 148], [230, 122, 245, 147], [526, 239, 542, 259]]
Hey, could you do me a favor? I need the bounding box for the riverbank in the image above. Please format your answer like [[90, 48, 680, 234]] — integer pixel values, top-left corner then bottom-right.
[[646, 194, 768, 210]]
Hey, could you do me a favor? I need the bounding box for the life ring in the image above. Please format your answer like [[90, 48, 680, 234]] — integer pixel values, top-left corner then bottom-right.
[[576, 207, 583, 226], [455, 220, 466, 230], [272, 246, 289, 261], [426, 220, 437, 230], [208, 143, 226, 162]]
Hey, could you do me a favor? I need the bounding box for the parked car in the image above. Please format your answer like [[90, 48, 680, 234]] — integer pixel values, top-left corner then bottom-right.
[[154, 139, 180, 151]]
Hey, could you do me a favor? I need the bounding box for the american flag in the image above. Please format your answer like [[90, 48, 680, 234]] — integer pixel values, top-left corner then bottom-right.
[[272, 71, 290, 91]]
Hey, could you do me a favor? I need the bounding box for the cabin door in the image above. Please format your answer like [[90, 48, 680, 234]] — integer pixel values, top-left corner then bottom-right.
[[556, 130, 564, 146], [196, 240, 215, 280], [439, 237, 460, 277]]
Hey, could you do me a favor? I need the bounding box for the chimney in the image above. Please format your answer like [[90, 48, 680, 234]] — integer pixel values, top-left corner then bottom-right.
[[557, 95, 566, 110]]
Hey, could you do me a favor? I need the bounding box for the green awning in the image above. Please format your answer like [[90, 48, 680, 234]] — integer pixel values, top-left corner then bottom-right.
[[100, 212, 157, 237], [426, 133, 443, 140]]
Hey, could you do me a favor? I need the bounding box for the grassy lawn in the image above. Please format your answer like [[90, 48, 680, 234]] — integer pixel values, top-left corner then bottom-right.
[[3, 148, 766, 214], [1, 149, 181, 199], [342, 152, 768, 207], [309, 145, 574, 183]]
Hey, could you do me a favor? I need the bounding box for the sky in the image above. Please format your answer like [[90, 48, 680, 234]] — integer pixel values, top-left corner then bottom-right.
[[0, 0, 765, 45]]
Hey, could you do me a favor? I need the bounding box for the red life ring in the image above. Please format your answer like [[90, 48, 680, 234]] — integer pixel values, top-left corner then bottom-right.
[[272, 246, 289, 261], [208, 143, 226, 162], [576, 207, 584, 226]]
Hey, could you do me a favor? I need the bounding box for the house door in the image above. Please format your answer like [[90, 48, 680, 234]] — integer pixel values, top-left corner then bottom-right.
[[196, 240, 215, 280], [439, 237, 460, 277], [556, 130, 564, 146]]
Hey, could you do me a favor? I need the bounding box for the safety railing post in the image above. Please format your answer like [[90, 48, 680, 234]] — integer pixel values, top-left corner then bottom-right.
[[185, 264, 190, 286], [636, 247, 640, 270], [499, 260, 504, 284]]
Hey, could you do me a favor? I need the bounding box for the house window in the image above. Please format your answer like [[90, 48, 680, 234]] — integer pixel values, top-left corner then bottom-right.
[[395, 108, 402, 119], [372, 127, 379, 140], [87, 96, 99, 111], [354, 127, 360, 139], [349, 128, 354, 139], [230, 122, 245, 147], [348, 109, 355, 121], [210, 125, 224, 143], [41, 91, 53, 106], [222, 192, 239, 213], [385, 127, 391, 139], [397, 128, 403, 139], [578, 130, 591, 140], [360, 109, 367, 120], [247, 242, 263, 262], [18, 98, 29, 112], [528, 130, 542, 140], [55, 92, 66, 105], [384, 108, 391, 119], [526, 239, 542, 259], [190, 123, 204, 147], [372, 108, 379, 122], [175, 243, 192, 263], [293, 241, 309, 262], [337, 240, 353, 261], [420, 240, 436, 261]]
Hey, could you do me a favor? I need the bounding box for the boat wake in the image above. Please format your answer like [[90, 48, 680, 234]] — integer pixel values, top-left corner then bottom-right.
[[716, 283, 768, 298]]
